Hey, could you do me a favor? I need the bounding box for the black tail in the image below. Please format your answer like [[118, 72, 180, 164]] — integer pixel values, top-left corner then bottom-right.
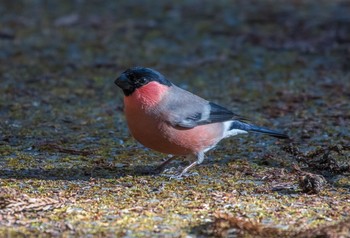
[[229, 121, 289, 139], [249, 125, 289, 139]]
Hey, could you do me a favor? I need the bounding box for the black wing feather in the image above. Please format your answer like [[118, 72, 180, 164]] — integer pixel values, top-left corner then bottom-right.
[[200, 102, 246, 124]]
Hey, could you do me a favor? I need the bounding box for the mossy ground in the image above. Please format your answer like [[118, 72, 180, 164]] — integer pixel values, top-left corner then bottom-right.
[[0, 0, 349, 237]]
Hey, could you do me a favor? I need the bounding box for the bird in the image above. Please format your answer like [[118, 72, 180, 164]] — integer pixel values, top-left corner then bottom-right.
[[114, 67, 289, 177]]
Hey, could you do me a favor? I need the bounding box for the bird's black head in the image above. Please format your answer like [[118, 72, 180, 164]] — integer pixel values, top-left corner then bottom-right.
[[114, 67, 172, 96]]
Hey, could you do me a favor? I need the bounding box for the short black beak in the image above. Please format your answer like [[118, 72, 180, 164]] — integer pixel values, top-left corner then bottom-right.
[[114, 74, 129, 89]]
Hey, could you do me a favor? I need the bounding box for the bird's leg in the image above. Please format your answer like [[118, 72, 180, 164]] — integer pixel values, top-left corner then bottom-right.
[[178, 161, 198, 177], [178, 152, 205, 177], [154, 155, 176, 172]]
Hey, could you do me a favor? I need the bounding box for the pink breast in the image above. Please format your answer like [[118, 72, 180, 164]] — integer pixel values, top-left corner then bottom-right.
[[123, 83, 224, 155], [126, 110, 223, 155]]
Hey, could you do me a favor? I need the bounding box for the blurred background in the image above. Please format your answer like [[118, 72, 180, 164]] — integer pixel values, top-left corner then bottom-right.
[[0, 0, 349, 236], [1, 0, 349, 157]]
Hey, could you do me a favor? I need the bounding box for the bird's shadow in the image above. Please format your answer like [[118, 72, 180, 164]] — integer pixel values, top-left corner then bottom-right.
[[0, 165, 158, 181]]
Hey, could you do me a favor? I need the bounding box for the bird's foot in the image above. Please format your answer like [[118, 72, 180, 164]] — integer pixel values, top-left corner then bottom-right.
[[160, 166, 199, 179], [167, 171, 199, 180]]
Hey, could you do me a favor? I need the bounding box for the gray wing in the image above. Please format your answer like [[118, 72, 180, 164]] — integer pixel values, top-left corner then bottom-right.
[[161, 86, 245, 129]]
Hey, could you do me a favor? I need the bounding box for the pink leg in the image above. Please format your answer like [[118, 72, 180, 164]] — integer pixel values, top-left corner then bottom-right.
[[178, 151, 204, 177], [178, 161, 198, 177]]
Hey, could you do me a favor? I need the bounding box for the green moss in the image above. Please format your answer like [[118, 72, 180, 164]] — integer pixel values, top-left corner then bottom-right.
[[0, 0, 349, 237], [0, 145, 14, 156]]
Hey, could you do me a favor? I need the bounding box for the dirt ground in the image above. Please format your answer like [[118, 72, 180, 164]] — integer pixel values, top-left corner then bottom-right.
[[0, 0, 349, 237]]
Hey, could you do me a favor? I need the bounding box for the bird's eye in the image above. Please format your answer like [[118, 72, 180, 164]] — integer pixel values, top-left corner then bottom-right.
[[139, 78, 147, 83]]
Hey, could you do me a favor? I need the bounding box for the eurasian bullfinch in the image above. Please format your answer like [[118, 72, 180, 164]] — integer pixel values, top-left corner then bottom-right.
[[115, 67, 288, 177]]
